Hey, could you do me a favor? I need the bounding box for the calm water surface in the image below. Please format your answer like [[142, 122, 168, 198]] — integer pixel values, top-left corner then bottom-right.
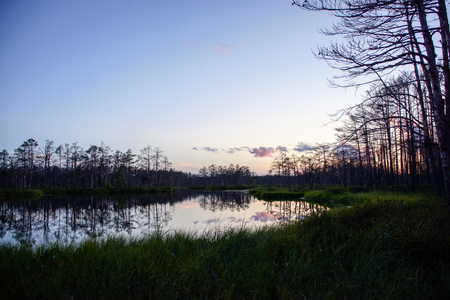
[[0, 189, 325, 247]]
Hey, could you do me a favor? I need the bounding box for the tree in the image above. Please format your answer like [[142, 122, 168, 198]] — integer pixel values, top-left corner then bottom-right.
[[316, 143, 330, 187], [63, 143, 71, 171], [293, 0, 450, 206], [140, 145, 152, 174], [43, 139, 55, 187], [98, 142, 111, 186], [71, 142, 81, 170], [0, 149, 9, 188], [1, 138, 181, 188], [86, 145, 99, 187], [152, 147, 164, 186], [21, 138, 38, 188], [43, 140, 54, 170], [199, 167, 208, 179]]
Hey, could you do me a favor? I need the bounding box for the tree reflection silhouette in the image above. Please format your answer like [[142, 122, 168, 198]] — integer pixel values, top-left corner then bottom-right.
[[0, 194, 177, 245], [0, 191, 326, 246], [265, 201, 326, 221], [198, 191, 254, 212]]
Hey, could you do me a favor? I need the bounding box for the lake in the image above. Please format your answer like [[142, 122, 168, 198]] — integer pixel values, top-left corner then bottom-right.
[[0, 189, 325, 247]]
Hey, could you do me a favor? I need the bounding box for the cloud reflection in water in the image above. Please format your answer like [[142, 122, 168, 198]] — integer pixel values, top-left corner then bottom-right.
[[203, 218, 220, 225], [251, 211, 276, 222], [227, 216, 244, 223]]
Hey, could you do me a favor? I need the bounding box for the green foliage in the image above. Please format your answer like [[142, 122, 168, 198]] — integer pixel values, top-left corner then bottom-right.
[[248, 187, 304, 201], [113, 171, 127, 188], [2, 199, 448, 299]]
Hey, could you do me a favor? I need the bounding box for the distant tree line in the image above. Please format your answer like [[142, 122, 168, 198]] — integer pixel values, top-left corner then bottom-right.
[[196, 164, 255, 186], [0, 139, 274, 189], [0, 139, 189, 189]]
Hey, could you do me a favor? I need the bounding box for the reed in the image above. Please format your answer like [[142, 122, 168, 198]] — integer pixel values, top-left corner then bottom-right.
[[1, 198, 449, 299]]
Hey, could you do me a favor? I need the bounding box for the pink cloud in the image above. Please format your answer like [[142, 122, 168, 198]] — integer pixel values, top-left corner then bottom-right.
[[210, 43, 232, 55], [194, 145, 287, 158], [249, 146, 275, 157], [185, 39, 196, 47], [177, 202, 199, 209]]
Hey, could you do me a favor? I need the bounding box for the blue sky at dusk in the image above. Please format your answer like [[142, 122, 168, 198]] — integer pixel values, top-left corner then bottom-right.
[[0, 0, 360, 174]]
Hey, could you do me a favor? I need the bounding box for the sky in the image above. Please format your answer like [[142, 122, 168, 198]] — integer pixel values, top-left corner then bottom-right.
[[0, 0, 361, 174]]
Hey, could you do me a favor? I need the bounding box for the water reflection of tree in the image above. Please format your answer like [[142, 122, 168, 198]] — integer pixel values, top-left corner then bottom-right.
[[264, 201, 326, 222], [198, 191, 255, 212], [0, 194, 176, 245]]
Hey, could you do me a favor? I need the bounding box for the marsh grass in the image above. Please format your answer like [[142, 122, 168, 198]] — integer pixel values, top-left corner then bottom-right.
[[249, 187, 305, 201], [303, 186, 437, 207], [1, 197, 449, 299]]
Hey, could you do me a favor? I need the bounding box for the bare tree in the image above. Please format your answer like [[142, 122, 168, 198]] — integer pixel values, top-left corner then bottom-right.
[[152, 147, 164, 186]]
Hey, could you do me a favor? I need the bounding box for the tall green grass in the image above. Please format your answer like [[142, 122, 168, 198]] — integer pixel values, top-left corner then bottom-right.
[[1, 199, 449, 299], [304, 186, 437, 207]]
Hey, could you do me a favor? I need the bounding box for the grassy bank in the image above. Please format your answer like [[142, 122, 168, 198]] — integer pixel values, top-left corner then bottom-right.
[[249, 186, 437, 207], [0, 187, 175, 201], [303, 186, 437, 207], [42, 187, 175, 196], [1, 198, 449, 299], [188, 185, 254, 191], [0, 189, 44, 201], [249, 187, 304, 201]]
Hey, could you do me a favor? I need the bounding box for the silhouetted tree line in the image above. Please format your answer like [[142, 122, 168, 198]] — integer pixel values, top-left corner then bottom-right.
[[333, 74, 445, 191], [196, 164, 256, 186], [269, 71, 447, 191], [0, 140, 190, 189], [197, 191, 254, 212], [0, 140, 269, 189]]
